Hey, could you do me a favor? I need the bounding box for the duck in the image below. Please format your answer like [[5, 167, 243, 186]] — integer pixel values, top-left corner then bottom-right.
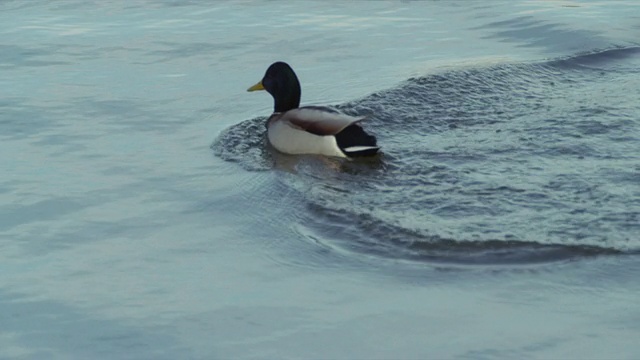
[[247, 62, 379, 158]]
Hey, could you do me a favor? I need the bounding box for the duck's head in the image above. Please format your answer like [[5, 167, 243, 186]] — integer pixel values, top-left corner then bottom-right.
[[248, 62, 301, 113]]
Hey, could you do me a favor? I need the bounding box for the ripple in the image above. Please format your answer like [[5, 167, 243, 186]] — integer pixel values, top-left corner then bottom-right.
[[213, 47, 640, 265]]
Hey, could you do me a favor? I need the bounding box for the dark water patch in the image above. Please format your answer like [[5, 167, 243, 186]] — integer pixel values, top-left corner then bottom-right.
[[147, 41, 232, 63], [0, 98, 67, 139], [0, 198, 87, 231], [0, 290, 190, 359], [71, 97, 189, 132], [546, 46, 640, 71], [213, 47, 640, 265], [0, 1, 36, 11], [299, 202, 620, 266], [1, 97, 173, 141], [473, 14, 611, 54], [0, 44, 70, 68]]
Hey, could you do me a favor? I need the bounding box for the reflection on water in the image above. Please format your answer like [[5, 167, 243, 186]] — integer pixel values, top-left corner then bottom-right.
[[214, 47, 640, 264]]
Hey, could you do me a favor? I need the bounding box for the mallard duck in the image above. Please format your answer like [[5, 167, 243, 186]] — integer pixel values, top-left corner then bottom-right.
[[247, 62, 379, 158]]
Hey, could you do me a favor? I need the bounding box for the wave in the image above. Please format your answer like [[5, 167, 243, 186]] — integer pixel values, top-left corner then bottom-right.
[[212, 47, 640, 264]]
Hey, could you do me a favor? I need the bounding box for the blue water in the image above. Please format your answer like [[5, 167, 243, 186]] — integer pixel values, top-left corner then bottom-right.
[[1, 1, 639, 359]]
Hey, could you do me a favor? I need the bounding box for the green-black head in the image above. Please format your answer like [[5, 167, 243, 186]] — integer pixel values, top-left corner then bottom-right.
[[248, 62, 301, 113]]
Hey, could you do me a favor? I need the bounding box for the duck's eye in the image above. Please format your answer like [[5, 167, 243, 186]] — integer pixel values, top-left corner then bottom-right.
[[262, 76, 274, 89]]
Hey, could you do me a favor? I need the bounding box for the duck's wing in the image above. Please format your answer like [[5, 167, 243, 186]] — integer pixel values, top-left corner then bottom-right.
[[281, 106, 366, 136]]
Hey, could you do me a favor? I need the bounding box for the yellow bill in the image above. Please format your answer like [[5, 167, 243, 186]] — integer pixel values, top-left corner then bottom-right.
[[247, 81, 265, 92]]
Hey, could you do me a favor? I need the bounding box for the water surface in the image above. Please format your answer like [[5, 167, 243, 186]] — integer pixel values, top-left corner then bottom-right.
[[1, 1, 639, 359]]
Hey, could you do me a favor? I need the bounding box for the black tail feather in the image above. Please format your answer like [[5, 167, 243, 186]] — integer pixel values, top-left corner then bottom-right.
[[335, 124, 379, 157]]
